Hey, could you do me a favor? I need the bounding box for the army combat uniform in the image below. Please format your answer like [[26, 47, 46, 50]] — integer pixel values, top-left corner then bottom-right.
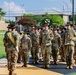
[[31, 27, 40, 64], [63, 23, 76, 69], [3, 25, 19, 75], [40, 25, 53, 68], [52, 29, 61, 64], [20, 31, 32, 67], [3, 26, 11, 59]]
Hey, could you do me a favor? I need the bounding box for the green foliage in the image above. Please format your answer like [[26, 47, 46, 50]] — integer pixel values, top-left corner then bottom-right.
[[23, 14, 43, 26], [0, 34, 6, 58], [43, 13, 64, 26], [5, 20, 15, 24], [75, 15, 76, 24], [0, 8, 6, 20], [22, 13, 64, 26]]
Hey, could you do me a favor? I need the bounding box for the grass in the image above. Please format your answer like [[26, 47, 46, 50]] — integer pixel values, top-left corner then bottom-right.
[[0, 33, 6, 58]]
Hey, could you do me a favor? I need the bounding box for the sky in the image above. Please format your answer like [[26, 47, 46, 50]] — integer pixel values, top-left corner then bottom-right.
[[0, 0, 76, 20]]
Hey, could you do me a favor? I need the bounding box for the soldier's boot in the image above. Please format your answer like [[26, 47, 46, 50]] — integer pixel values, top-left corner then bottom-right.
[[66, 66, 69, 69], [75, 60, 76, 64], [54, 60, 57, 65], [35, 60, 39, 64], [44, 65, 50, 69], [22, 63, 27, 67], [69, 65, 73, 69], [9, 71, 11, 75], [9, 71, 17, 75]]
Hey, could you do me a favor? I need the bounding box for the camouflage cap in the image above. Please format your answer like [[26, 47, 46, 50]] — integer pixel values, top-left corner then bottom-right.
[[23, 30, 28, 34], [11, 24, 17, 29], [7, 24, 12, 28], [53, 28, 57, 31], [66, 22, 71, 26]]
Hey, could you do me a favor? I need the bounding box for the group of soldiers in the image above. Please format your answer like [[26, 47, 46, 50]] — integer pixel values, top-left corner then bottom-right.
[[3, 22, 76, 75]]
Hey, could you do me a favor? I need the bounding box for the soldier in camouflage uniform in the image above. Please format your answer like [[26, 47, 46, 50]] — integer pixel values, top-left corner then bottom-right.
[[59, 27, 66, 62], [52, 28, 61, 65], [3, 24, 12, 59], [20, 30, 32, 67], [63, 22, 76, 69], [29, 25, 35, 59], [73, 24, 76, 64], [17, 32, 23, 63], [3, 24, 19, 75], [40, 24, 53, 68], [31, 27, 40, 64]]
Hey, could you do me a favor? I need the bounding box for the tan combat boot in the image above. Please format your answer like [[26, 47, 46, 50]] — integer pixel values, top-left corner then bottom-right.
[[66, 66, 69, 69], [69, 65, 73, 69]]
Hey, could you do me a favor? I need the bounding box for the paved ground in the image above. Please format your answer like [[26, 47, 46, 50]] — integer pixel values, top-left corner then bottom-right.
[[0, 58, 76, 75]]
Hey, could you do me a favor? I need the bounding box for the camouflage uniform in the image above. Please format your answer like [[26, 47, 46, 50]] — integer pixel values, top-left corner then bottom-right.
[[17, 32, 23, 63], [3, 26, 19, 75], [52, 29, 61, 64], [60, 28, 66, 62], [3, 31, 10, 59], [29, 30, 35, 59], [20, 32, 32, 67], [63, 25, 76, 69], [3, 25, 12, 59], [31, 28, 40, 64], [40, 28, 53, 68], [73, 26, 76, 64]]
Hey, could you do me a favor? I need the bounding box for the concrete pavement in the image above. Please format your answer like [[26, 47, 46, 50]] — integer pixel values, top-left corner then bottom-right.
[[0, 58, 76, 75]]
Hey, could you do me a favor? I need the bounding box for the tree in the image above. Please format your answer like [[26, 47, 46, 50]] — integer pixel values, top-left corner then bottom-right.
[[0, 8, 6, 21], [51, 15, 64, 26], [23, 14, 43, 26], [17, 16, 36, 30], [42, 13, 64, 26], [5, 20, 15, 24], [22, 13, 64, 26]]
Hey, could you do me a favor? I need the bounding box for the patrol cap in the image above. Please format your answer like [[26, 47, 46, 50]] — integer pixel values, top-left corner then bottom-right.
[[53, 28, 57, 31], [66, 22, 71, 26], [7, 24, 12, 28], [23, 30, 28, 34], [10, 24, 17, 29], [42, 24, 48, 27]]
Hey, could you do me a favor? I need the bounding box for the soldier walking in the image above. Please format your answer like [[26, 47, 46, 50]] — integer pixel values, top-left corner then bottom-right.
[[3, 24, 19, 75], [32, 27, 40, 64], [63, 22, 76, 69], [52, 28, 61, 64], [20, 30, 32, 67], [40, 23, 53, 68], [3, 24, 12, 59]]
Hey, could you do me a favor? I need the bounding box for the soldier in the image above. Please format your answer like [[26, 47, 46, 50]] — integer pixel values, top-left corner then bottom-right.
[[40, 23, 53, 68], [29, 25, 35, 59], [32, 27, 40, 64], [3, 24, 12, 59], [73, 24, 76, 64], [17, 32, 23, 63], [3, 24, 19, 75], [59, 26, 66, 62], [52, 28, 61, 65], [20, 30, 32, 67], [63, 22, 76, 69]]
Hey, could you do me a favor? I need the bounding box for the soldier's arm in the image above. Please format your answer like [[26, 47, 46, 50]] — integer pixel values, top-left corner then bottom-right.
[[28, 38, 32, 51], [49, 30, 54, 40], [3, 32, 8, 47], [39, 31, 42, 45], [71, 29, 76, 41], [58, 34, 61, 47]]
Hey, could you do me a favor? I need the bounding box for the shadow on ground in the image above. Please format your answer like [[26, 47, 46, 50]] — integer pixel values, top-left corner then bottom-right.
[[29, 57, 76, 75]]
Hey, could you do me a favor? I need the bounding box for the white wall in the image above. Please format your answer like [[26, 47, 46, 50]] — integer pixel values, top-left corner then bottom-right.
[[63, 15, 69, 24]]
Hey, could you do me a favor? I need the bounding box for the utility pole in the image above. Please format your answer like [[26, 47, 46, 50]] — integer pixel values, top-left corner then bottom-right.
[[72, 0, 74, 25]]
